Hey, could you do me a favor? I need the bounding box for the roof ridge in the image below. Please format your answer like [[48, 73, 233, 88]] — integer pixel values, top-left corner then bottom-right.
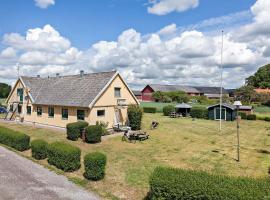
[[20, 70, 117, 79]]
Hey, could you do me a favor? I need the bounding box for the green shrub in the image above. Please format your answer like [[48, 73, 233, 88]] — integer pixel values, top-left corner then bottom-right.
[[163, 105, 175, 116], [238, 112, 247, 120], [264, 117, 270, 122], [31, 139, 48, 160], [47, 142, 81, 172], [149, 166, 270, 200], [0, 126, 30, 151], [143, 107, 157, 113], [66, 121, 89, 141], [85, 125, 102, 143], [96, 121, 109, 136], [84, 152, 107, 181], [247, 114, 257, 120], [127, 104, 143, 130], [190, 107, 208, 119]]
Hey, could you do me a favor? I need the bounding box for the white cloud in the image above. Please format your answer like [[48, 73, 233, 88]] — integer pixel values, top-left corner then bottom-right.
[[147, 0, 199, 15], [34, 0, 55, 9], [1, 0, 270, 89]]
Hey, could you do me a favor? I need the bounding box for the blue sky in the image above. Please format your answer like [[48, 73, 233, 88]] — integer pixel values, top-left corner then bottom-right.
[[0, 0, 255, 49], [0, 0, 269, 89]]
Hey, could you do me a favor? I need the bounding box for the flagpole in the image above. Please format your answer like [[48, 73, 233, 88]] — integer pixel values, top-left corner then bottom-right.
[[219, 30, 224, 131]]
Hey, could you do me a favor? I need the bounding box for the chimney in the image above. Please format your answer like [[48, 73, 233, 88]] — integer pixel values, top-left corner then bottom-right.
[[56, 73, 60, 77], [80, 70, 84, 77], [37, 75, 40, 78]]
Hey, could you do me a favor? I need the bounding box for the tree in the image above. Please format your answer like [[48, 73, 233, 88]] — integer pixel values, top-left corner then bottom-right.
[[235, 85, 256, 104], [0, 83, 11, 98], [246, 64, 270, 88]]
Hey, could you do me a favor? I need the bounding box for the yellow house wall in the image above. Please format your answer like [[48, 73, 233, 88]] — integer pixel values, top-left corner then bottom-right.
[[89, 74, 138, 127], [6, 74, 138, 128]]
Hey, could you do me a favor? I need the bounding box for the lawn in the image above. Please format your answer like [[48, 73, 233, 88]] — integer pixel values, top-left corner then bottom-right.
[[1, 114, 270, 199]]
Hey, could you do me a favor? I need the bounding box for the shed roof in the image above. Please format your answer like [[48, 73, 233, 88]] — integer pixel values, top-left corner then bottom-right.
[[175, 103, 192, 109], [207, 103, 235, 110], [20, 71, 117, 108]]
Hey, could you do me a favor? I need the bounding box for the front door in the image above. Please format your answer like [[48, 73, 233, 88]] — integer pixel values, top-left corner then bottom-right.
[[215, 107, 226, 120]]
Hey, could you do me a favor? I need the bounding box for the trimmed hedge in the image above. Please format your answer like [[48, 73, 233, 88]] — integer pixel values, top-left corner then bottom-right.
[[127, 104, 143, 130], [85, 125, 102, 143], [66, 121, 89, 141], [247, 114, 257, 120], [163, 105, 175, 116], [0, 126, 30, 151], [47, 142, 81, 172], [84, 152, 107, 181], [31, 139, 48, 160], [238, 112, 247, 120], [149, 167, 270, 200], [190, 107, 208, 119], [143, 107, 157, 113], [264, 117, 270, 122]]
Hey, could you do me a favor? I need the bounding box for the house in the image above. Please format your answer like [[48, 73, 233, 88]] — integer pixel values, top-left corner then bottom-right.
[[254, 88, 270, 94], [5, 71, 139, 128], [141, 84, 228, 102], [194, 87, 228, 99], [207, 103, 253, 121], [132, 90, 142, 101]]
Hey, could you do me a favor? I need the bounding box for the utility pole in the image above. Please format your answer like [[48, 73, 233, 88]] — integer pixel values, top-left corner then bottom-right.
[[219, 30, 224, 131]]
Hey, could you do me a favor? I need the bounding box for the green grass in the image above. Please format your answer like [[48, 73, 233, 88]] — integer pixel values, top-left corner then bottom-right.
[[1, 114, 270, 199], [254, 105, 270, 114]]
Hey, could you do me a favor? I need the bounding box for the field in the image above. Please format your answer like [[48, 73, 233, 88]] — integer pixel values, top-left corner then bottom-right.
[[1, 113, 270, 199]]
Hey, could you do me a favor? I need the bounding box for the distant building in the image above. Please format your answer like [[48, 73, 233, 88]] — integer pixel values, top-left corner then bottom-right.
[[132, 90, 142, 101], [141, 84, 228, 102], [254, 88, 270, 94]]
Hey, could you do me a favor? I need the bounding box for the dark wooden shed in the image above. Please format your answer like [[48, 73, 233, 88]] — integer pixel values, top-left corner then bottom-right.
[[207, 103, 236, 121]]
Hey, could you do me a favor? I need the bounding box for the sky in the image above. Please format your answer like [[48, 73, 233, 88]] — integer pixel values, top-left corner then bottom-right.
[[0, 0, 269, 89]]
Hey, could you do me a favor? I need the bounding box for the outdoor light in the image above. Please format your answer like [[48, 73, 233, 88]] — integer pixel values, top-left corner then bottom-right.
[[233, 100, 242, 162], [233, 101, 242, 108]]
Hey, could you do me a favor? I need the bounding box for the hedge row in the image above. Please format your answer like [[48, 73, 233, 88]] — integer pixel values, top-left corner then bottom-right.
[[149, 167, 270, 200], [31, 139, 48, 160], [190, 107, 208, 119], [247, 114, 257, 120], [47, 142, 81, 172], [66, 121, 89, 141], [0, 126, 30, 151], [84, 152, 106, 181], [163, 105, 175, 116], [143, 107, 157, 113]]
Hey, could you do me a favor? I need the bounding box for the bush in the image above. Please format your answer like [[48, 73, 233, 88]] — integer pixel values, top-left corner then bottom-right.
[[66, 121, 89, 141], [238, 112, 247, 120], [143, 107, 157, 113], [31, 139, 48, 160], [84, 152, 107, 181], [96, 121, 109, 136], [247, 114, 257, 120], [47, 142, 81, 172], [149, 166, 270, 200], [85, 125, 102, 143], [0, 126, 30, 151], [190, 107, 208, 119], [163, 105, 175, 116], [264, 117, 270, 122], [127, 104, 143, 130]]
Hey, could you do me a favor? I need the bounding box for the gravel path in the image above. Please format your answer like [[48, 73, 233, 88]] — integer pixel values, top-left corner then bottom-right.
[[0, 146, 100, 200]]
